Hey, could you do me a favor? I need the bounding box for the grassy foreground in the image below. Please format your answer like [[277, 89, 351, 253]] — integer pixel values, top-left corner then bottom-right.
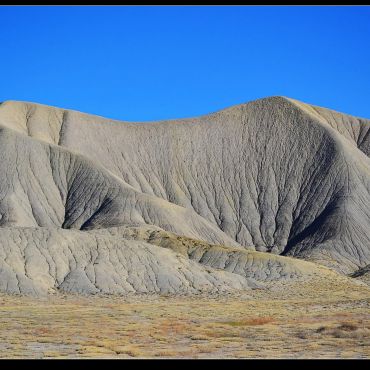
[[0, 279, 369, 359]]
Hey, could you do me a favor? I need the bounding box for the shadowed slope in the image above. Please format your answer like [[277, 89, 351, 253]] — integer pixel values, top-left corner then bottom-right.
[[0, 124, 239, 247]]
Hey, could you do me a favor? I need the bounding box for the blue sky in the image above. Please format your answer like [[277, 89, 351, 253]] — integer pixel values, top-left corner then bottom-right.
[[0, 6, 369, 121]]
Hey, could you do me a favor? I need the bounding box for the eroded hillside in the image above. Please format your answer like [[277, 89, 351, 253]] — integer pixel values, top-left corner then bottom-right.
[[0, 96, 369, 294]]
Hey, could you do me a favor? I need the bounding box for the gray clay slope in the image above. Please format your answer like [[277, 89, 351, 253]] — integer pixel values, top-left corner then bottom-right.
[[0, 96, 369, 295]]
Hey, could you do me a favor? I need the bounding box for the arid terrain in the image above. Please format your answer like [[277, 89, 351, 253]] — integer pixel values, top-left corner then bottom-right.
[[0, 277, 369, 359], [0, 97, 369, 358]]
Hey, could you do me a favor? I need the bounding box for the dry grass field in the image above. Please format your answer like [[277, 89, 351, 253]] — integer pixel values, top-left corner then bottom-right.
[[0, 276, 369, 359]]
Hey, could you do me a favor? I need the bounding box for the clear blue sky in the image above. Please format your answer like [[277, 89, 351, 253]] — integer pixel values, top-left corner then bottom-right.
[[1, 6, 370, 121]]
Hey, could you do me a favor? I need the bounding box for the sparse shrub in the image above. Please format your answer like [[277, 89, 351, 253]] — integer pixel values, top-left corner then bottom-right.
[[224, 316, 274, 326], [190, 334, 208, 341], [316, 326, 326, 333], [316, 322, 362, 339], [338, 323, 358, 332], [245, 317, 274, 326], [114, 345, 142, 357], [296, 331, 307, 339], [154, 349, 177, 357]]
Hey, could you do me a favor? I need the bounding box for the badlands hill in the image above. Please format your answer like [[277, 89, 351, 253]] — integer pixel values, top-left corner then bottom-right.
[[0, 96, 369, 295]]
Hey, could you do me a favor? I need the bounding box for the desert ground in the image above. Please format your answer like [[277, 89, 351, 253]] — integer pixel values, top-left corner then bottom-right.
[[1, 277, 369, 359]]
